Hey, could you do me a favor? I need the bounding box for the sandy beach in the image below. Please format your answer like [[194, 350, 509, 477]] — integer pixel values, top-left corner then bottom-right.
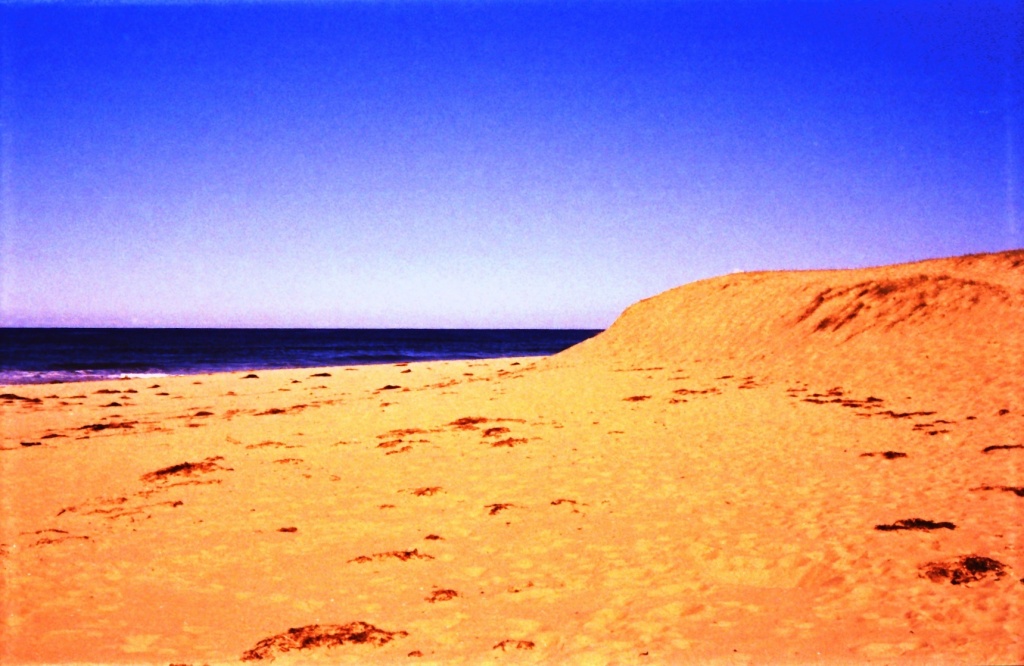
[[2, 250, 1022, 664]]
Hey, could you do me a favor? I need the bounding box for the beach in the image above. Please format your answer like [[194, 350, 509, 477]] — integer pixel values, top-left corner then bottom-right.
[[2, 250, 1022, 664]]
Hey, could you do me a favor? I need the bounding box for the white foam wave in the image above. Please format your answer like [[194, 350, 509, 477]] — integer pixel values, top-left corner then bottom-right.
[[0, 370, 171, 386]]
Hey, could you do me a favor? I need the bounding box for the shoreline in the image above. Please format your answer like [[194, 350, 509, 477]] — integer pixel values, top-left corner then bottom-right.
[[0, 328, 601, 387], [0, 356, 547, 388]]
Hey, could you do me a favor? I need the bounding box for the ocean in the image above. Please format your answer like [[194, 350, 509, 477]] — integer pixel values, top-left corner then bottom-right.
[[0, 328, 602, 386]]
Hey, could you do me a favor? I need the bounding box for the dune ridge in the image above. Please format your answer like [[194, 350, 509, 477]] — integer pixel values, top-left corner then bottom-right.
[[559, 250, 1024, 400], [2, 249, 1022, 664]]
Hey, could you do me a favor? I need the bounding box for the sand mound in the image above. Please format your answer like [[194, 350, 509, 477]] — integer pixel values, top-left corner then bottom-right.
[[559, 249, 1024, 400]]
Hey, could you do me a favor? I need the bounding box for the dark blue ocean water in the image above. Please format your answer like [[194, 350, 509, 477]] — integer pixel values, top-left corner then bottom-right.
[[0, 328, 601, 385]]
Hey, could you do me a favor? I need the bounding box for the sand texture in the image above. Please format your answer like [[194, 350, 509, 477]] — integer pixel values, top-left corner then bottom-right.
[[2, 250, 1023, 664]]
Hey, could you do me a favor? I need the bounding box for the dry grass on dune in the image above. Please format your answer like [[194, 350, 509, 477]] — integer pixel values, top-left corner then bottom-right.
[[1, 249, 1022, 664]]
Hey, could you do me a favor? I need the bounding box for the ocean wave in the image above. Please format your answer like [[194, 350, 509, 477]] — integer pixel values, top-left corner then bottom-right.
[[0, 370, 174, 386], [1, 370, 115, 385]]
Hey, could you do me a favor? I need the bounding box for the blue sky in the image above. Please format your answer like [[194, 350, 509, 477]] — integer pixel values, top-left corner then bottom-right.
[[1, 1, 1020, 328]]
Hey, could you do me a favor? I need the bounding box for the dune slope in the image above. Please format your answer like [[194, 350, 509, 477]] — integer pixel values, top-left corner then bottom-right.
[[2, 250, 1022, 664], [560, 249, 1024, 402]]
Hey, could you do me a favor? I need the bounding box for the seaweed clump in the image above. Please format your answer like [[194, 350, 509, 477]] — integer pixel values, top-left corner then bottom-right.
[[241, 622, 408, 661], [140, 456, 229, 482], [875, 518, 956, 532], [920, 555, 1007, 585]]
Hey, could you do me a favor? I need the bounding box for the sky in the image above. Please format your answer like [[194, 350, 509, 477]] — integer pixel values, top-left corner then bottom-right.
[[0, 0, 1021, 328]]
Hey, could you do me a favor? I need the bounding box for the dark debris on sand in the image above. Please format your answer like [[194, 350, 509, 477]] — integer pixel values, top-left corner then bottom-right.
[[1, 393, 42, 403], [450, 416, 488, 429], [860, 451, 907, 459], [241, 622, 408, 661], [348, 549, 434, 564], [494, 639, 536, 651], [875, 518, 956, 532], [140, 456, 230, 482], [982, 444, 1023, 454], [972, 484, 1024, 497], [920, 555, 1007, 585], [426, 588, 459, 603], [78, 421, 136, 432]]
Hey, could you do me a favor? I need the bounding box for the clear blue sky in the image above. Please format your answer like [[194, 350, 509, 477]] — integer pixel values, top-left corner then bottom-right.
[[1, 1, 1020, 328]]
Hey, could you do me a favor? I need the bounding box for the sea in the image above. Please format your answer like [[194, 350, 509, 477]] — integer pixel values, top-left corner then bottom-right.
[[0, 328, 601, 386]]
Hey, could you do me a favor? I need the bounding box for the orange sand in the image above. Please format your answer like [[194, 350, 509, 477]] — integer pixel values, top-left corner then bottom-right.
[[2, 250, 1022, 664]]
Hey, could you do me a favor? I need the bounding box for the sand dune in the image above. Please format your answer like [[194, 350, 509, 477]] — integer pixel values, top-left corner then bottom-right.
[[2, 250, 1022, 663], [560, 250, 1024, 401]]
